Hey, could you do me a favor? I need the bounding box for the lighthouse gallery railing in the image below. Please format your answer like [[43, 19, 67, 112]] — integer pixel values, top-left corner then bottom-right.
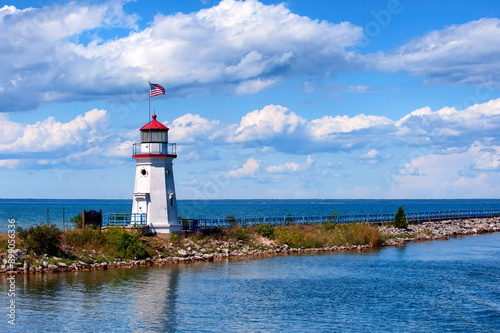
[[133, 143, 176, 156]]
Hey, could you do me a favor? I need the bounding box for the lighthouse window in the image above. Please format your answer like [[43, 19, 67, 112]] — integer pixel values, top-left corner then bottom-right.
[[141, 169, 147, 176], [141, 131, 168, 143]]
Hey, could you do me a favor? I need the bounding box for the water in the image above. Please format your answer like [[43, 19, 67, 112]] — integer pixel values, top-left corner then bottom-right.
[[1, 233, 499, 332], [2, 198, 500, 230]]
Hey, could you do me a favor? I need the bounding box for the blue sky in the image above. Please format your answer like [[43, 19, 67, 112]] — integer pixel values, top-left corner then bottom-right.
[[1, 0, 500, 199]]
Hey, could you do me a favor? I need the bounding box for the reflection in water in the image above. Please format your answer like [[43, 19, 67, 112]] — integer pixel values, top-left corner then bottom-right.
[[131, 266, 180, 332], [0, 265, 181, 332]]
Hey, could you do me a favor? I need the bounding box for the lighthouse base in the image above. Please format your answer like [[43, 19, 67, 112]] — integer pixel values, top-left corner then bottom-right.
[[149, 224, 182, 234]]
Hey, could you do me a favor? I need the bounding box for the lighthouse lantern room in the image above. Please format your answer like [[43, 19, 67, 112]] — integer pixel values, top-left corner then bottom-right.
[[132, 114, 180, 233]]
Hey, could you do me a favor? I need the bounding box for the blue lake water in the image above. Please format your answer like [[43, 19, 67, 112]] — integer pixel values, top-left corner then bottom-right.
[[2, 198, 500, 230], [1, 233, 499, 332]]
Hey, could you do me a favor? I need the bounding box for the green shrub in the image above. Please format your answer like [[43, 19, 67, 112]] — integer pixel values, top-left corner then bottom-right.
[[65, 228, 104, 247], [205, 226, 225, 240], [70, 214, 83, 229], [393, 205, 408, 229], [226, 214, 238, 226], [17, 223, 63, 256], [274, 226, 302, 248], [323, 222, 338, 231], [225, 225, 250, 242], [105, 227, 149, 259], [255, 223, 275, 239]]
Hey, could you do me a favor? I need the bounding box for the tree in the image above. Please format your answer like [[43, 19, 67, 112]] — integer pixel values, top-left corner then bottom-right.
[[393, 205, 408, 229]]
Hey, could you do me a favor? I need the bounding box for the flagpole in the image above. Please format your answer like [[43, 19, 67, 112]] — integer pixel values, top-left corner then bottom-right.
[[148, 81, 151, 149], [148, 81, 151, 122]]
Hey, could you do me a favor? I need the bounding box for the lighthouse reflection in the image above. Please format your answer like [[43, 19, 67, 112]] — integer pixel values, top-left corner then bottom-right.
[[131, 265, 180, 332]]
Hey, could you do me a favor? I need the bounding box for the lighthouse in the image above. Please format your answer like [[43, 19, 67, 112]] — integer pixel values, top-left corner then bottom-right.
[[131, 114, 180, 233]]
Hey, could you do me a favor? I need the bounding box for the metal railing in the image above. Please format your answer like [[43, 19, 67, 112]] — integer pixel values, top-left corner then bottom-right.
[[102, 209, 499, 231], [180, 209, 500, 232], [132, 143, 176, 156], [103, 213, 147, 226]]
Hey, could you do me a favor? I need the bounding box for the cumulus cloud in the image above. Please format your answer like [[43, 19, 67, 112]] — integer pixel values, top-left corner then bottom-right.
[[167, 113, 222, 144], [227, 158, 261, 178], [388, 143, 500, 198], [4, 98, 500, 173], [366, 18, 500, 87], [1, 0, 362, 111], [267, 155, 314, 173], [227, 104, 394, 153], [0, 2, 139, 111], [395, 98, 500, 148], [308, 114, 393, 137], [0, 109, 109, 154], [230, 104, 306, 143]]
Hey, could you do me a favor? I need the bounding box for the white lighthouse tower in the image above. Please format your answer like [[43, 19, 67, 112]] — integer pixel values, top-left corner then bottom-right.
[[131, 114, 180, 233]]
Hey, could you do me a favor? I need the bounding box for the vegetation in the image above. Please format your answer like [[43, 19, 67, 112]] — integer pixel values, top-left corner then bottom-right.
[[16, 223, 152, 261], [70, 214, 83, 229], [226, 214, 238, 226], [255, 223, 275, 238], [9, 219, 389, 270], [393, 205, 408, 229], [105, 227, 149, 259], [17, 223, 63, 256], [273, 223, 385, 248]]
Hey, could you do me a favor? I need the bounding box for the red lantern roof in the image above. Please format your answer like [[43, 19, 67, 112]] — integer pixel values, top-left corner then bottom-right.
[[140, 114, 169, 131]]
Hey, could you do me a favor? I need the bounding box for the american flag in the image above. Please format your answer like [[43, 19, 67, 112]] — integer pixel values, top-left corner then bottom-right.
[[150, 83, 166, 97]]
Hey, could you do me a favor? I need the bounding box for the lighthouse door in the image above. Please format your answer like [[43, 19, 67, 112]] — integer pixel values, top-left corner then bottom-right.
[[138, 201, 147, 213]]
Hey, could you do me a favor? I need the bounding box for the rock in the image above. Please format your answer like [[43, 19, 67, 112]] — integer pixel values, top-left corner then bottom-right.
[[58, 262, 68, 268], [178, 249, 188, 257], [48, 264, 58, 270]]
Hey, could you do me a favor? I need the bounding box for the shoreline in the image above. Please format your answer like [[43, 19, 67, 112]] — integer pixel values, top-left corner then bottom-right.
[[1, 217, 499, 275]]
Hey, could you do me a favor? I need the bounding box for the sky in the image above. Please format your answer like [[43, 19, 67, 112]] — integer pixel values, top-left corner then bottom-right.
[[1, 0, 500, 200]]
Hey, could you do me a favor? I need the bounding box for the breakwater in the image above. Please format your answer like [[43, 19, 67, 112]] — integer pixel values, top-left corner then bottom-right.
[[2, 216, 499, 275]]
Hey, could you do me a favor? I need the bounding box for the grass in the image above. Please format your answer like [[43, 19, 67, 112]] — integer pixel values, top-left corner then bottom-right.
[[273, 223, 386, 248], [181, 222, 386, 250]]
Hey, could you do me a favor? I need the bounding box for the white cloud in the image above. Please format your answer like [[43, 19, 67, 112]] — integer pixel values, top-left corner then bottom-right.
[[395, 98, 500, 147], [0, 0, 363, 111], [168, 113, 222, 144], [0, 2, 139, 111], [357, 149, 392, 165], [227, 157, 261, 178], [230, 104, 306, 142], [366, 18, 500, 87], [308, 114, 393, 138], [388, 143, 500, 198], [0, 109, 109, 154], [267, 155, 314, 174]]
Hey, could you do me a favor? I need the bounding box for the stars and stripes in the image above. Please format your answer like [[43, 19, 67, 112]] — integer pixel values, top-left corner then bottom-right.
[[150, 83, 166, 97]]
